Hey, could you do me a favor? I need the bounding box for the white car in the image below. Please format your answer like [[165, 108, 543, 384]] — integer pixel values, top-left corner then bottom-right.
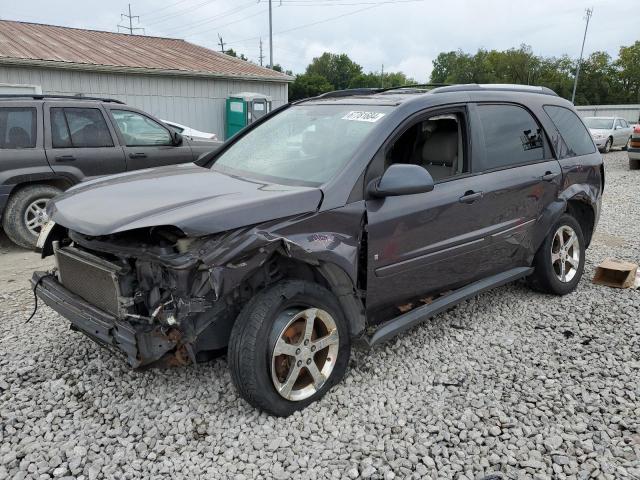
[[161, 120, 218, 141], [583, 116, 633, 153]]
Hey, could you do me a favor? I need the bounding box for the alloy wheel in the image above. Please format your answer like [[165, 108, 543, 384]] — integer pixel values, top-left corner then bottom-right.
[[271, 307, 340, 401], [23, 198, 49, 236], [551, 225, 580, 283]]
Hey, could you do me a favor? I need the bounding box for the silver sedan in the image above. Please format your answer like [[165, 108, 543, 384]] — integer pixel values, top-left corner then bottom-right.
[[583, 116, 633, 153]]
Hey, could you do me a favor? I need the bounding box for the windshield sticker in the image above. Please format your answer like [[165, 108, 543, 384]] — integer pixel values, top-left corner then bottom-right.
[[342, 111, 386, 122]]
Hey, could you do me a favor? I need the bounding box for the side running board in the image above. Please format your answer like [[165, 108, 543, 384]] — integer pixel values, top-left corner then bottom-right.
[[364, 267, 534, 347]]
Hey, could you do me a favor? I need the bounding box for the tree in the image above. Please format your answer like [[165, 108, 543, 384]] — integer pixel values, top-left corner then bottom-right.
[[428, 42, 639, 105], [305, 53, 363, 90], [616, 41, 640, 103], [289, 73, 333, 101], [225, 49, 248, 61]]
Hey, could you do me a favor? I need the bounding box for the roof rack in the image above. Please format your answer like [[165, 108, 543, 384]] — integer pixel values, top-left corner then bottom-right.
[[0, 94, 125, 103], [313, 84, 449, 100], [429, 84, 559, 96]]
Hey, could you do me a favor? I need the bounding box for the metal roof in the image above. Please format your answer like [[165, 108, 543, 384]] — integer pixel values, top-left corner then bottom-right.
[[0, 20, 292, 82]]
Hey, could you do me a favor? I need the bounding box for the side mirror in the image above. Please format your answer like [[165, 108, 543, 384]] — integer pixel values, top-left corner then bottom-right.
[[367, 164, 435, 198], [172, 131, 183, 145]]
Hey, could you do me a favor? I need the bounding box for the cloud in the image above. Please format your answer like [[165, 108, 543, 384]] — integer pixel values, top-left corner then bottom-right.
[[4, 0, 639, 80]]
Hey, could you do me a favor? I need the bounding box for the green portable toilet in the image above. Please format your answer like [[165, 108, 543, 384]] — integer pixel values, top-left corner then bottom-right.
[[225, 92, 272, 140]]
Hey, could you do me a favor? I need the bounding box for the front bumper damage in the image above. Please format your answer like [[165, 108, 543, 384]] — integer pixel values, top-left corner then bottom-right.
[[32, 271, 145, 367]]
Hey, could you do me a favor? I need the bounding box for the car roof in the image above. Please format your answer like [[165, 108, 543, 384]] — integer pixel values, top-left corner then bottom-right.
[[297, 83, 563, 109], [0, 94, 124, 104]]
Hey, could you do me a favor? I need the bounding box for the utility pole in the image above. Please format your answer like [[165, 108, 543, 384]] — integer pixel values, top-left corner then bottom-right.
[[381, 64, 384, 88], [268, 0, 274, 68], [118, 4, 144, 35], [218, 34, 226, 53], [571, 7, 593, 104], [259, 38, 265, 67]]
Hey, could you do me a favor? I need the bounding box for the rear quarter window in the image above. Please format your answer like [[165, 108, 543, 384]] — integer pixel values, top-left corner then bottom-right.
[[0, 107, 37, 149], [544, 105, 595, 158], [475, 104, 546, 171]]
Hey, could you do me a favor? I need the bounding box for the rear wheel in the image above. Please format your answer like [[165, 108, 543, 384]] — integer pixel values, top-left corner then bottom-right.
[[228, 280, 351, 416], [623, 136, 631, 151], [527, 214, 585, 295], [602, 137, 612, 153], [630, 158, 640, 170], [2, 184, 62, 249]]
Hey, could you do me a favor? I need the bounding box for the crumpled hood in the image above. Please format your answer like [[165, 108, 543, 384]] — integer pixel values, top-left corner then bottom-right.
[[48, 163, 322, 236]]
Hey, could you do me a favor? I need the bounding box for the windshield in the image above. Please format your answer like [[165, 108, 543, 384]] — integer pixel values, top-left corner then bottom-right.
[[584, 117, 614, 130], [213, 104, 390, 185]]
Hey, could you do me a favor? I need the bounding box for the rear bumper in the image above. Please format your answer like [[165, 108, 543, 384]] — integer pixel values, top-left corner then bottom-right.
[[628, 147, 640, 160], [32, 271, 177, 367]]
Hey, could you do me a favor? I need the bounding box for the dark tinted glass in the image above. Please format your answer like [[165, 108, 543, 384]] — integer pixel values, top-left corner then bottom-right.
[[477, 104, 545, 170], [0, 107, 36, 149], [544, 106, 595, 157], [51, 108, 72, 148], [64, 108, 114, 148]]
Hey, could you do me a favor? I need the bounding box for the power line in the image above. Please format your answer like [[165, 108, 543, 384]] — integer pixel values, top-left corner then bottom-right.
[[139, 0, 198, 19], [177, 8, 265, 39], [159, 1, 258, 35], [571, 7, 593, 104], [226, 0, 426, 46], [145, 0, 219, 26], [117, 4, 145, 35]]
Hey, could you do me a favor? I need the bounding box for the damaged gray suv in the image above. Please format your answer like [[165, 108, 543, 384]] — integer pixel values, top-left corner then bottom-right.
[[33, 84, 603, 416]]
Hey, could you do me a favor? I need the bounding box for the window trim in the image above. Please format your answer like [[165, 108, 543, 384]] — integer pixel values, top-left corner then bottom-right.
[[364, 104, 473, 193], [542, 104, 596, 159], [110, 109, 174, 147], [50, 107, 115, 149], [470, 101, 554, 175], [0, 106, 38, 150]]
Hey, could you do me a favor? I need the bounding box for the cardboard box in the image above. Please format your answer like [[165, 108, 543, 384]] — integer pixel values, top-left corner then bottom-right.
[[592, 258, 638, 289]]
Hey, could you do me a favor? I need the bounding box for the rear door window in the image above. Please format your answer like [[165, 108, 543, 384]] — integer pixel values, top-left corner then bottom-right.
[[475, 104, 545, 171], [0, 107, 37, 149], [544, 106, 595, 158], [51, 108, 114, 148]]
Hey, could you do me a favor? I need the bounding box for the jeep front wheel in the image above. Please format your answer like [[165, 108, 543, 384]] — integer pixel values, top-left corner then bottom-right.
[[228, 280, 350, 416], [2, 184, 62, 249]]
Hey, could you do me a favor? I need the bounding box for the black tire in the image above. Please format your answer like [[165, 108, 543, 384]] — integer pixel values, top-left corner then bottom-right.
[[527, 213, 585, 295], [630, 158, 640, 170], [622, 136, 631, 151], [1, 184, 62, 249], [603, 137, 612, 153], [228, 279, 351, 416]]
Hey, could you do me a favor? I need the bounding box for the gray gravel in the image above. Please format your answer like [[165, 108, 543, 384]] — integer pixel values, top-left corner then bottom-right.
[[1, 150, 639, 480]]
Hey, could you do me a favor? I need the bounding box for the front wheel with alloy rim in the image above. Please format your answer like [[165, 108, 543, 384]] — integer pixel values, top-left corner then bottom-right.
[[228, 280, 351, 416], [527, 214, 585, 295], [2, 184, 62, 249]]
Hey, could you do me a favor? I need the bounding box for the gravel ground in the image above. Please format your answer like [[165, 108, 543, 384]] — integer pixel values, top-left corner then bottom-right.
[[1, 150, 639, 480]]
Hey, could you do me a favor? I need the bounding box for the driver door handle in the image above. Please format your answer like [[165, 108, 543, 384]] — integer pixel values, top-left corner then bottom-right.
[[541, 171, 559, 182], [459, 190, 484, 204]]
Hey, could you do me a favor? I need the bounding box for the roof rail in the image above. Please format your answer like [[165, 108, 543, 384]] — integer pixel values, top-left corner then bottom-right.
[[429, 84, 559, 96], [0, 94, 125, 103], [316, 88, 381, 99]]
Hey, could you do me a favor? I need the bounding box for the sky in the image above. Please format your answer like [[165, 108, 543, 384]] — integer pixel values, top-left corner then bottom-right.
[[0, 0, 638, 80]]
